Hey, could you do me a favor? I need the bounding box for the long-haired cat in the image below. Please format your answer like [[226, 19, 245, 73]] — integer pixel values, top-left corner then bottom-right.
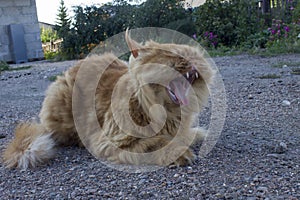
[[2, 30, 214, 169]]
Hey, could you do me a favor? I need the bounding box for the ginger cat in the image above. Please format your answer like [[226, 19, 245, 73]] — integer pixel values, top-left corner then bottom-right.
[[2, 30, 214, 169]]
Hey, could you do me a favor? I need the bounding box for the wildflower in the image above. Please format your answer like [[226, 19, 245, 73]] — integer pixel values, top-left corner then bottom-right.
[[271, 29, 276, 35], [209, 32, 214, 40], [192, 33, 197, 40], [284, 26, 290, 32], [212, 41, 217, 47]]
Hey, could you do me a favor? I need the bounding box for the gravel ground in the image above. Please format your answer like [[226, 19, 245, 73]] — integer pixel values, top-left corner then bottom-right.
[[0, 54, 299, 199]]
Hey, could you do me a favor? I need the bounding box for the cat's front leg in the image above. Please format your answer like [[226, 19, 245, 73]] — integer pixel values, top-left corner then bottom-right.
[[172, 147, 196, 166]]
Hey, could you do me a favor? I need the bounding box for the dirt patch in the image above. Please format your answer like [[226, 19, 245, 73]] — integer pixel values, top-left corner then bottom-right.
[[0, 55, 299, 199]]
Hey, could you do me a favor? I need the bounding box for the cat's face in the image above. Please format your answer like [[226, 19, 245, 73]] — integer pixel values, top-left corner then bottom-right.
[[125, 31, 214, 109]]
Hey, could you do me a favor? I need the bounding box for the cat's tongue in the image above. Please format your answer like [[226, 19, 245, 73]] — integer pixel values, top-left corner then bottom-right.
[[169, 77, 191, 105]]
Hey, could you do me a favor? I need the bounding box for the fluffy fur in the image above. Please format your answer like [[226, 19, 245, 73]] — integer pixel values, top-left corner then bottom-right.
[[2, 31, 214, 169]]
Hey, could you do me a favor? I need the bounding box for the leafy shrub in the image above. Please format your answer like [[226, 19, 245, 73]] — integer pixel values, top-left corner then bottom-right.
[[40, 28, 59, 43], [193, 0, 261, 47], [197, 32, 219, 48], [58, 0, 195, 58], [243, 30, 269, 49]]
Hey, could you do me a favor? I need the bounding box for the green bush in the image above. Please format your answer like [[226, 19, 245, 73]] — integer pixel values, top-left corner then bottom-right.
[[40, 28, 59, 43], [55, 0, 299, 58], [243, 30, 270, 49], [193, 0, 261, 48], [44, 51, 71, 61], [58, 0, 195, 58]]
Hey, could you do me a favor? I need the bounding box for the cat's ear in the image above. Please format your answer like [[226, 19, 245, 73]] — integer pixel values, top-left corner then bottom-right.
[[125, 29, 142, 58]]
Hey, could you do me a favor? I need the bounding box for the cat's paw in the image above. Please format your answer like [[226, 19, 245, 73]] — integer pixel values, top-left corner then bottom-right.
[[190, 127, 208, 145], [172, 149, 195, 166]]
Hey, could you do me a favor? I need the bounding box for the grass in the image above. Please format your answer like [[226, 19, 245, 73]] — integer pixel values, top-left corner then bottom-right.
[[0, 61, 32, 72], [0, 61, 10, 71], [206, 46, 244, 57], [291, 68, 300, 75], [44, 51, 73, 62], [9, 66, 32, 71], [257, 74, 281, 79], [48, 73, 63, 82], [48, 75, 58, 82], [271, 61, 300, 68]]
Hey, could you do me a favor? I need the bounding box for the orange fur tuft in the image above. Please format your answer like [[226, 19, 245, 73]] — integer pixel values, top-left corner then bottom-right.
[[3, 123, 55, 169]]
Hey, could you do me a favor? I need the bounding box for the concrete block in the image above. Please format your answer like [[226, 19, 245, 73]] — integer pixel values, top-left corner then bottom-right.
[[0, 26, 9, 45], [24, 33, 37, 44], [24, 33, 39, 43], [1, 34, 10, 45], [0, 45, 11, 61], [0, 1, 14, 8], [0, 15, 18, 25], [2, 53, 12, 62], [22, 6, 35, 15], [24, 23, 40, 34], [27, 45, 44, 59], [3, 7, 20, 17], [15, 0, 31, 7], [0, 45, 10, 54], [18, 14, 37, 24]]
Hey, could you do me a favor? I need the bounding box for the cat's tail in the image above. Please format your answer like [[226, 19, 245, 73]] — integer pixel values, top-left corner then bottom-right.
[[2, 122, 55, 169]]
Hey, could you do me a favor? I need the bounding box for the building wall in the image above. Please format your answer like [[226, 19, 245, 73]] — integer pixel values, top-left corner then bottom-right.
[[0, 0, 44, 62]]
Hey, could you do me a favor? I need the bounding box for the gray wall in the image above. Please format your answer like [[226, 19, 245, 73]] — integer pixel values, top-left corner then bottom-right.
[[0, 0, 44, 62]]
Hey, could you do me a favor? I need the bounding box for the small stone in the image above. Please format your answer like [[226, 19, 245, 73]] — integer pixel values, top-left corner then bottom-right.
[[257, 186, 268, 193], [168, 164, 177, 169], [274, 142, 288, 154], [282, 64, 288, 68], [282, 100, 291, 106], [266, 153, 280, 158], [173, 173, 180, 178], [138, 179, 146, 185], [248, 94, 253, 99], [43, 75, 48, 79]]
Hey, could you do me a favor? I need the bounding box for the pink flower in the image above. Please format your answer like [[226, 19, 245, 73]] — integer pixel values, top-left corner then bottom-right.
[[192, 33, 197, 40], [277, 30, 281, 35]]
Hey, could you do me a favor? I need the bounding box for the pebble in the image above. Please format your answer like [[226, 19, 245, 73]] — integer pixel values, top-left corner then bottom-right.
[[282, 64, 288, 68], [274, 141, 288, 154], [282, 100, 291, 106], [266, 153, 280, 158], [257, 186, 268, 193]]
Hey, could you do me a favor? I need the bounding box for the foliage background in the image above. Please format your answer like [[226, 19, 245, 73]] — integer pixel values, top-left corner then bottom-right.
[[51, 0, 300, 59]]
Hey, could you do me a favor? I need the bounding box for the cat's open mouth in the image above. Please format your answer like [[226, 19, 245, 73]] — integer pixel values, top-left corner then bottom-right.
[[167, 67, 199, 105]]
